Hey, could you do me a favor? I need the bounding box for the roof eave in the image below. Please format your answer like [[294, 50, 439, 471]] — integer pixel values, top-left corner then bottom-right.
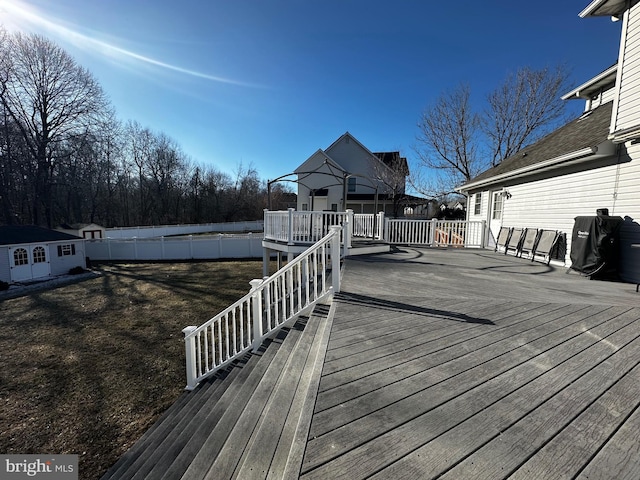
[[457, 144, 611, 192], [561, 64, 618, 100], [579, 0, 631, 17]]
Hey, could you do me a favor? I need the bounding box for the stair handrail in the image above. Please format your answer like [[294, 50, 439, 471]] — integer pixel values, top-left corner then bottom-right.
[[182, 225, 342, 390]]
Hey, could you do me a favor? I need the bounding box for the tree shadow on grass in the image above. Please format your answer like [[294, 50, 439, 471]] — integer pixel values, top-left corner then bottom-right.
[[336, 292, 495, 325]]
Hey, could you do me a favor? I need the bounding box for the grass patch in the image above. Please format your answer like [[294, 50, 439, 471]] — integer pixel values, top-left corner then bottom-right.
[[0, 261, 266, 479]]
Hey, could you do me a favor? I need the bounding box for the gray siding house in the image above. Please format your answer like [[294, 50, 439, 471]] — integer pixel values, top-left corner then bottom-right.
[[0, 226, 86, 283], [458, 0, 640, 285], [295, 132, 435, 218]]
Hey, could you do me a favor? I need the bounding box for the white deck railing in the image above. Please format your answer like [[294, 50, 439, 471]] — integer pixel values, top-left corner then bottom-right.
[[385, 219, 486, 248], [264, 210, 486, 249], [181, 226, 342, 390]]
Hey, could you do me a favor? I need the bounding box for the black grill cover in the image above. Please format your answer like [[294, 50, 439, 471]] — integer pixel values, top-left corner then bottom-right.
[[570, 215, 623, 276]]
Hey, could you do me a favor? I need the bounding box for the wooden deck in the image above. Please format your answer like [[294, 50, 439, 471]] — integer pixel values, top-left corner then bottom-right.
[[104, 247, 640, 479]]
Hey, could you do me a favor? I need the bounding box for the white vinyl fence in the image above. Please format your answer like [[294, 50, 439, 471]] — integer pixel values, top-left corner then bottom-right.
[[85, 234, 263, 261], [182, 226, 342, 389], [106, 221, 264, 239]]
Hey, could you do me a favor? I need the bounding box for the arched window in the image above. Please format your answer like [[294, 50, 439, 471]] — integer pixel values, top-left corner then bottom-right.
[[33, 246, 46, 263], [13, 248, 28, 266]]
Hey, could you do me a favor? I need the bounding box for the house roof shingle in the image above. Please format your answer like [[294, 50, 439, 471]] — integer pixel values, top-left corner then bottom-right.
[[461, 101, 613, 190], [0, 225, 82, 246]]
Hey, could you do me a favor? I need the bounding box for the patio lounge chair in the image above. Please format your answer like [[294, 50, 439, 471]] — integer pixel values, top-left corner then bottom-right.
[[519, 228, 540, 259], [505, 227, 525, 256], [494, 227, 512, 254], [532, 230, 559, 265]]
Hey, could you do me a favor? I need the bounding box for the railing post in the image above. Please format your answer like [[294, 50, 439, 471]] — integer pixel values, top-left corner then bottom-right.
[[384, 217, 390, 242], [330, 226, 341, 293], [377, 212, 385, 240], [430, 218, 437, 246], [481, 220, 488, 248], [287, 208, 295, 245], [182, 326, 198, 390], [263, 209, 269, 240], [345, 209, 353, 249], [250, 278, 264, 351]]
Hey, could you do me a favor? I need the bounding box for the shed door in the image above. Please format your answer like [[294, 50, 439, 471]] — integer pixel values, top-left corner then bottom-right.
[[10, 246, 32, 282], [9, 244, 51, 282], [30, 245, 51, 279]]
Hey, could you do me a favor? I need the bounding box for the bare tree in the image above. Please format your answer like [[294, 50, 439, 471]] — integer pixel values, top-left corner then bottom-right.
[[413, 84, 481, 197], [0, 32, 108, 226], [485, 65, 571, 166], [413, 66, 570, 196], [370, 152, 409, 218]]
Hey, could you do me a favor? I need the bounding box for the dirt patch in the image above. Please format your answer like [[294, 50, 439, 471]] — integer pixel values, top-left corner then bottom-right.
[[0, 261, 266, 479]]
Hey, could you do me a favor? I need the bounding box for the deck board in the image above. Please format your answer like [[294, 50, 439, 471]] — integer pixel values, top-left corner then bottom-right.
[[104, 247, 640, 480], [301, 248, 640, 480]]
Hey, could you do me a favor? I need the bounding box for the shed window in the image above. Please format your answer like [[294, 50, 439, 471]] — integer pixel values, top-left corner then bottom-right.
[[474, 193, 482, 215], [492, 192, 503, 220], [57, 244, 76, 256], [33, 246, 46, 263], [13, 248, 28, 266]]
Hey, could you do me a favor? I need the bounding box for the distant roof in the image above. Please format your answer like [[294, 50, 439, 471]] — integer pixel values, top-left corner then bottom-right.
[[460, 101, 613, 191], [58, 222, 102, 230], [373, 152, 410, 175], [0, 225, 82, 246]]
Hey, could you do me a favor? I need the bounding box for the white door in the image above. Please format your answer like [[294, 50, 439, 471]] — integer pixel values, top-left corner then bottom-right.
[[312, 197, 328, 212], [30, 245, 51, 279], [9, 244, 51, 282], [9, 246, 32, 282], [488, 191, 504, 247]]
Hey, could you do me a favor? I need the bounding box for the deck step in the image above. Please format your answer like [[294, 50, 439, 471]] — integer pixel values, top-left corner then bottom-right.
[[100, 338, 282, 480], [101, 303, 333, 480]]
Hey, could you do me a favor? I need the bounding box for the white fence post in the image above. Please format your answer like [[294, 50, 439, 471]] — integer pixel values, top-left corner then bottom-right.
[[330, 226, 341, 293], [182, 326, 198, 390], [430, 219, 437, 246], [250, 279, 264, 352], [287, 208, 295, 245], [377, 212, 385, 240], [345, 209, 353, 249]]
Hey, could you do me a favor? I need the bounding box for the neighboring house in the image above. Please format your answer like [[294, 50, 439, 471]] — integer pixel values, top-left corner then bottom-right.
[[295, 132, 419, 217], [458, 0, 640, 284], [438, 199, 467, 220], [0, 225, 86, 284], [57, 223, 106, 239]]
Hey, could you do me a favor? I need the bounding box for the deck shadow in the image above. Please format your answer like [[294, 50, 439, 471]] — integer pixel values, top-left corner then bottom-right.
[[336, 292, 495, 325]]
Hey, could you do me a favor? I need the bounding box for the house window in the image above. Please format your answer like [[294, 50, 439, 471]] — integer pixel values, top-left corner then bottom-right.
[[57, 244, 76, 256], [474, 193, 482, 215], [32, 246, 46, 263], [348, 177, 357, 192], [331, 204, 338, 211], [301, 203, 308, 211], [13, 248, 28, 266], [492, 192, 503, 220]]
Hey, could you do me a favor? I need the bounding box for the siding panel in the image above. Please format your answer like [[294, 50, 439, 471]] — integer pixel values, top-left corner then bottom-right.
[[614, 3, 640, 134], [495, 151, 640, 283]]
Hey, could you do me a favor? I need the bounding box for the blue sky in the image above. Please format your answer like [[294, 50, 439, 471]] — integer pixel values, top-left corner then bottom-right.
[[1, 0, 622, 184]]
